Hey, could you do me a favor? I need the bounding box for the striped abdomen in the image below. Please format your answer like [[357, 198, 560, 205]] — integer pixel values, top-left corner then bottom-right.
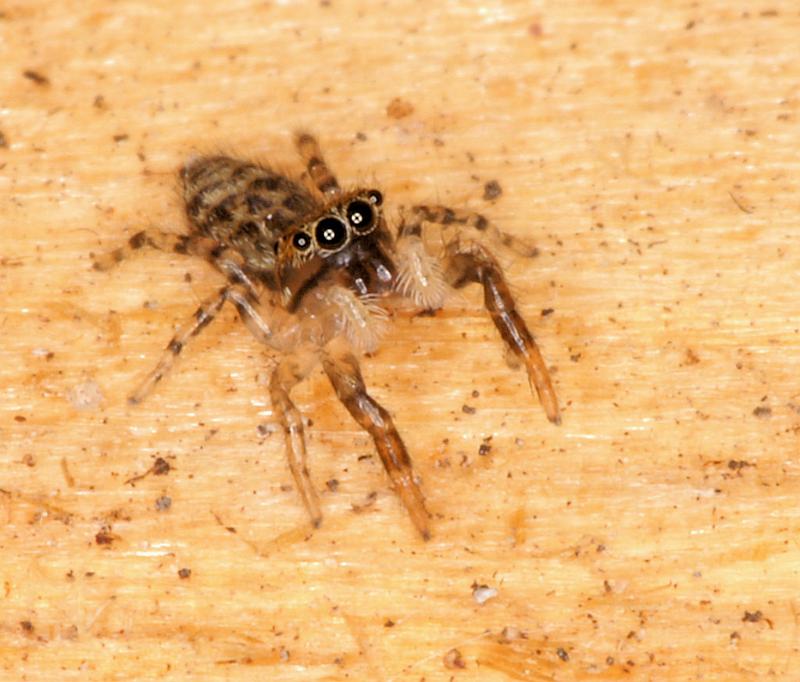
[[181, 156, 320, 279]]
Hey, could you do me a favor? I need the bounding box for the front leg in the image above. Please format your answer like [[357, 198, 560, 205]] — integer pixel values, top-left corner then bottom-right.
[[322, 340, 431, 540], [445, 242, 561, 424]]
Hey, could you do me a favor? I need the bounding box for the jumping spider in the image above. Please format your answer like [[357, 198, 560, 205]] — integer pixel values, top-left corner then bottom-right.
[[93, 133, 561, 539]]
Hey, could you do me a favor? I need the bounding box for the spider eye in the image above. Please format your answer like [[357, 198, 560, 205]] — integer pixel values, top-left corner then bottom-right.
[[292, 231, 312, 251], [346, 200, 375, 233], [315, 217, 348, 249], [367, 189, 383, 206]]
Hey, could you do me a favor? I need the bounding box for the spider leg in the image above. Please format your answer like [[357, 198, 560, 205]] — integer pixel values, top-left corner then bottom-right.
[[129, 284, 273, 405], [445, 243, 561, 424], [92, 230, 199, 271], [92, 229, 260, 297], [322, 341, 431, 540], [268, 347, 322, 528], [402, 205, 539, 258], [294, 132, 341, 196]]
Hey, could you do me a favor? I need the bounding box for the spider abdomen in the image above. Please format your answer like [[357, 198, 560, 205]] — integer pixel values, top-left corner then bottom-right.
[[181, 155, 320, 281]]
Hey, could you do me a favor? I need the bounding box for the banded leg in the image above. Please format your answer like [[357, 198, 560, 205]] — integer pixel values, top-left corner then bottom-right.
[[92, 229, 259, 297], [92, 230, 197, 271], [269, 347, 322, 528], [322, 341, 431, 540], [401, 205, 539, 258], [294, 132, 341, 196], [129, 284, 274, 404], [445, 243, 561, 424]]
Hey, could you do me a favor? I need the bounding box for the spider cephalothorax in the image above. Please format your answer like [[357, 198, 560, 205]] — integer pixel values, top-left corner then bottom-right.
[[275, 188, 395, 310], [93, 132, 561, 540]]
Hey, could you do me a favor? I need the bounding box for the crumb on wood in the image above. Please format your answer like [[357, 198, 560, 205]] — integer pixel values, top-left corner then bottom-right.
[[386, 97, 414, 119], [483, 180, 503, 201], [178, 568, 191, 579], [752, 405, 771, 419], [67, 380, 104, 411], [23, 69, 49, 86], [443, 648, 466, 669], [472, 583, 498, 605]]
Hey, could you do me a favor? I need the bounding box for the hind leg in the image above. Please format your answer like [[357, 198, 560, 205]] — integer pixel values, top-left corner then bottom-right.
[[92, 229, 260, 297], [294, 132, 341, 196], [128, 284, 274, 404]]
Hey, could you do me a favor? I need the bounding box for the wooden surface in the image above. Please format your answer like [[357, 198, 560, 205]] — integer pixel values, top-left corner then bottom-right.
[[2, 1, 799, 679]]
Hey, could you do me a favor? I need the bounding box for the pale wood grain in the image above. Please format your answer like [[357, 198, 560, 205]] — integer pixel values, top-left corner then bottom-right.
[[2, 1, 800, 679]]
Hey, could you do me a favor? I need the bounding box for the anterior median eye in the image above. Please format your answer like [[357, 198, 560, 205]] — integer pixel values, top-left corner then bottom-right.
[[292, 231, 312, 251], [346, 200, 375, 233], [315, 217, 348, 249]]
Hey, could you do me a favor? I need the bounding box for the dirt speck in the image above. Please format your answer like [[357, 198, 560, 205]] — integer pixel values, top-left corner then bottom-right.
[[23, 69, 49, 86], [443, 648, 466, 669], [483, 180, 503, 201], [178, 568, 191, 579], [386, 97, 414, 119], [752, 406, 772, 419], [155, 495, 172, 511]]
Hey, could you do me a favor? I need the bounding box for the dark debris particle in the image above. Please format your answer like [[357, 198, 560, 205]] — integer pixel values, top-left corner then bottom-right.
[[23, 69, 50, 86], [728, 459, 754, 471], [155, 495, 172, 511], [752, 406, 772, 419], [113, 133, 129, 142], [478, 443, 492, 456], [386, 97, 414, 119], [443, 648, 466, 670], [20, 621, 34, 633], [326, 479, 339, 492], [462, 404, 476, 415], [153, 457, 171, 475], [384, 618, 395, 628], [178, 568, 192, 579], [556, 647, 569, 662], [541, 308, 554, 317], [95, 530, 115, 545], [742, 610, 763, 623], [14, 415, 26, 422], [483, 180, 503, 201]]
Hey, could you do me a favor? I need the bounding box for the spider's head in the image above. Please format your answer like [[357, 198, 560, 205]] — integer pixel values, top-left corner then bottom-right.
[[276, 188, 395, 310]]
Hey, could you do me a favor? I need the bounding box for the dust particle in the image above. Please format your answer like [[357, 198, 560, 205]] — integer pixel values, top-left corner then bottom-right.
[[23, 69, 49, 86], [752, 406, 771, 419], [178, 568, 192, 579], [155, 495, 172, 511], [483, 180, 503, 201], [443, 648, 466, 669], [67, 380, 104, 411], [386, 97, 414, 119], [152, 457, 171, 475], [472, 583, 498, 605]]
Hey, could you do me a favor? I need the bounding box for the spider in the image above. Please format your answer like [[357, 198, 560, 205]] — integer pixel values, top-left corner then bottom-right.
[[93, 133, 561, 540]]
